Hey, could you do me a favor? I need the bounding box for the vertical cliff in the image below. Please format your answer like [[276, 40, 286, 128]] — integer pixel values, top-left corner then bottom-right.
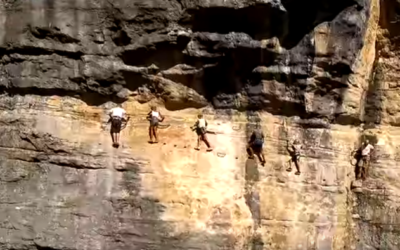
[[0, 0, 398, 249]]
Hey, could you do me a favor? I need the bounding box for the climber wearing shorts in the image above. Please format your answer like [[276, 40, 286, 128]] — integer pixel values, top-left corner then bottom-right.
[[147, 106, 164, 144], [286, 140, 302, 175], [109, 105, 128, 147], [247, 127, 266, 166], [191, 114, 213, 151]]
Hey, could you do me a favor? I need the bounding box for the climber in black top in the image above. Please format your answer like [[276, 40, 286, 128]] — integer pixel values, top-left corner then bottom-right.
[[247, 126, 266, 166], [286, 139, 302, 175]]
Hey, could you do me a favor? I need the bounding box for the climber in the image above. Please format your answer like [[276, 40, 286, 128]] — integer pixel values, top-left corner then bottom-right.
[[147, 106, 164, 144], [109, 104, 129, 147], [355, 139, 375, 180], [247, 125, 266, 166], [286, 139, 302, 175], [191, 114, 213, 151]]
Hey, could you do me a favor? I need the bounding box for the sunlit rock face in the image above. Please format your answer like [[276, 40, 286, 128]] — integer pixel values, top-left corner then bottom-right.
[[1, 0, 400, 249]]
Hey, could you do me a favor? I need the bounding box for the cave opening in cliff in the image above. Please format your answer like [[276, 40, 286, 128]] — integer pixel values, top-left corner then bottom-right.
[[120, 35, 193, 70], [280, 0, 359, 48], [200, 46, 274, 109]]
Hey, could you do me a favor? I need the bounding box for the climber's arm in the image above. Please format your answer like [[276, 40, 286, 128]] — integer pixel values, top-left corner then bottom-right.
[[191, 120, 199, 131], [159, 112, 165, 122]]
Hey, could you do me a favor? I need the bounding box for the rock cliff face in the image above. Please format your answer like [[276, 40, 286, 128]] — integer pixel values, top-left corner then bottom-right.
[[1, 0, 400, 249]]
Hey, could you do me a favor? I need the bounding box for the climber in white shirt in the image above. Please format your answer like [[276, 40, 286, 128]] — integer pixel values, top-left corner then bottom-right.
[[191, 114, 212, 151], [108, 104, 129, 147], [358, 139, 374, 180], [146, 106, 164, 144]]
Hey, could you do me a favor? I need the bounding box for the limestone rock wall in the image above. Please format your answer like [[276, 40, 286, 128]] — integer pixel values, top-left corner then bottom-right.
[[0, 0, 399, 249]]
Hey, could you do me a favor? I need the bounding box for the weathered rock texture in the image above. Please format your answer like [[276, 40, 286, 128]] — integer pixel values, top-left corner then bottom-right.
[[0, 0, 399, 249]]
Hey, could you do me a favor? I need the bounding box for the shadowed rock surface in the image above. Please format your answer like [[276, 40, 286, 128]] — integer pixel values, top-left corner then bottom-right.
[[1, 0, 400, 249]]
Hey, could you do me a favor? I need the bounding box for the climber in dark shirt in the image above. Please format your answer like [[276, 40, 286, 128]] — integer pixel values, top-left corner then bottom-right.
[[247, 127, 266, 166], [286, 139, 302, 175]]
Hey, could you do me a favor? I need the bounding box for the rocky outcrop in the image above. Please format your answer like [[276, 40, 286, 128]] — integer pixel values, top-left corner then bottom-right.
[[1, 0, 400, 249], [0, 0, 370, 117]]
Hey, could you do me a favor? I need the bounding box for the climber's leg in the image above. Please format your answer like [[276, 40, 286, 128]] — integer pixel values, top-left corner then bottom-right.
[[286, 158, 292, 172], [202, 134, 212, 151], [195, 135, 201, 150], [110, 117, 122, 146], [365, 157, 370, 179], [362, 155, 370, 180], [355, 159, 361, 180], [294, 156, 301, 175], [252, 144, 264, 165], [152, 126, 158, 143], [260, 151, 266, 166], [247, 145, 255, 159], [115, 132, 120, 145], [110, 131, 115, 145], [148, 126, 153, 143], [255, 152, 263, 165]]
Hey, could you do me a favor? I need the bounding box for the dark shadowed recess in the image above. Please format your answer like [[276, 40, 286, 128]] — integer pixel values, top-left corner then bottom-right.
[[379, 0, 400, 50], [361, 0, 397, 127], [121, 71, 153, 92], [34, 246, 58, 250], [179, 4, 286, 41], [362, 0, 394, 127], [362, 60, 383, 126], [204, 47, 271, 107], [180, 0, 358, 49], [110, 19, 132, 46]]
